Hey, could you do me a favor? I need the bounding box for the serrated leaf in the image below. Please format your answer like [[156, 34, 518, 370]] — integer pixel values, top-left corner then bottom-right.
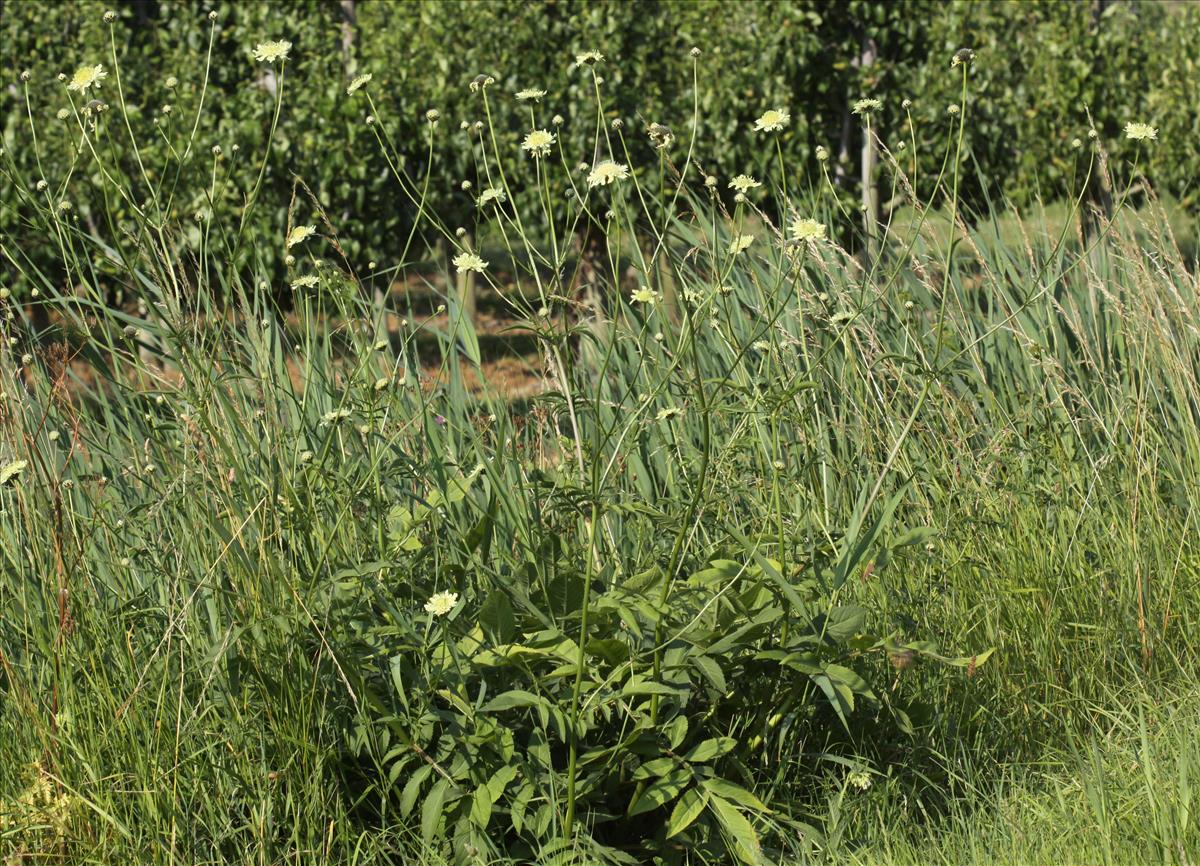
[[701, 778, 770, 813], [685, 737, 736, 764], [486, 765, 519, 802], [628, 767, 691, 816], [585, 637, 630, 665], [708, 794, 762, 864], [511, 782, 532, 833], [464, 502, 496, 555], [622, 566, 665, 593], [478, 590, 515, 643], [823, 605, 867, 641], [400, 764, 432, 817], [470, 782, 492, 829], [621, 678, 681, 698], [689, 559, 743, 586], [825, 663, 875, 700], [632, 757, 677, 780], [481, 689, 546, 712], [665, 715, 689, 750], [667, 786, 707, 838], [692, 654, 727, 692], [811, 673, 855, 730], [421, 777, 450, 843]]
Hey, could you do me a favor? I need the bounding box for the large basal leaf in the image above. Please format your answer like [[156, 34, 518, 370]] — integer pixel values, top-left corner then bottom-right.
[[666, 786, 708, 838], [707, 794, 763, 864], [628, 767, 692, 816], [421, 777, 451, 843], [478, 590, 516, 643]]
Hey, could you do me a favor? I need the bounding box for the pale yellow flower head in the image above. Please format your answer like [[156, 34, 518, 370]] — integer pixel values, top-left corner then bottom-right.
[[790, 218, 826, 242], [729, 235, 754, 254], [290, 274, 319, 289], [852, 98, 882, 116], [631, 286, 656, 304], [453, 252, 488, 274], [252, 40, 292, 63], [477, 187, 506, 207], [286, 225, 316, 248], [951, 48, 976, 68], [728, 174, 761, 193], [67, 64, 107, 93], [848, 770, 873, 791], [586, 160, 630, 188], [0, 459, 28, 487], [521, 129, 556, 158], [1124, 122, 1157, 142], [647, 123, 674, 149], [515, 88, 546, 101], [320, 408, 351, 426], [575, 51, 605, 68], [346, 73, 372, 96], [424, 591, 459, 617], [753, 108, 789, 133]]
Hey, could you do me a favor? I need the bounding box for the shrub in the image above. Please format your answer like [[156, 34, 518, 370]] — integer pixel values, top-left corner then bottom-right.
[[2, 5, 1196, 866]]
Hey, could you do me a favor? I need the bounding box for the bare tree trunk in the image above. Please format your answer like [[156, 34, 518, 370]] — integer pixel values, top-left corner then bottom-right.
[[574, 222, 609, 370], [859, 35, 880, 270], [835, 110, 852, 188], [1082, 0, 1113, 240], [340, 1, 357, 76]]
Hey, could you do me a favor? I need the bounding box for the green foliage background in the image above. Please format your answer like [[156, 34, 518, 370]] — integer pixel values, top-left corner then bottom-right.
[[2, 0, 1196, 290]]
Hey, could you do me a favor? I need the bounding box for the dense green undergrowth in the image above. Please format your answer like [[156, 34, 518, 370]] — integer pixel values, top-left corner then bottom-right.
[[2, 8, 1198, 866]]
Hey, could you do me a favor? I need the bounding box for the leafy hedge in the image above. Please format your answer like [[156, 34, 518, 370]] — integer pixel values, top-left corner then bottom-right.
[[2, 0, 1196, 289]]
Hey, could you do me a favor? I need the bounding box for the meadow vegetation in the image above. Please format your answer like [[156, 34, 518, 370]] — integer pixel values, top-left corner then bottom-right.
[[1, 3, 1198, 865]]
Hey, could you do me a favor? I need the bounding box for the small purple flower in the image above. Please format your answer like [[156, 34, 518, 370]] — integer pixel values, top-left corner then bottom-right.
[[434, 414, 446, 427]]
